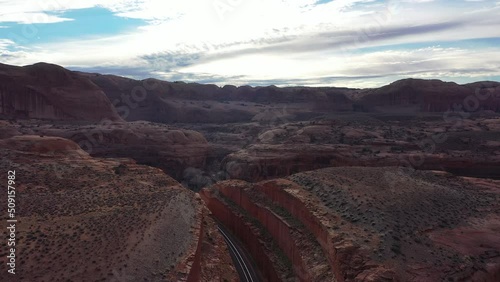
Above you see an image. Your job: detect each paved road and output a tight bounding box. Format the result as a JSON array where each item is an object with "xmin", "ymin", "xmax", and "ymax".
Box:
[{"xmin": 217, "ymin": 224, "xmax": 262, "ymax": 282}]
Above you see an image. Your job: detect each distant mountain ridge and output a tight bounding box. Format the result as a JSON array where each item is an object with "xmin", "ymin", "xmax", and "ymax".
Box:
[
  {"xmin": 1, "ymin": 62, "xmax": 499, "ymax": 122},
  {"xmin": 352, "ymin": 78, "xmax": 500, "ymax": 113}
]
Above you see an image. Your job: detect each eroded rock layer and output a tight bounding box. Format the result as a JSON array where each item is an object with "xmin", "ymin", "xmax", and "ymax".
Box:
[
  {"xmin": 0, "ymin": 63, "xmax": 121, "ymax": 121},
  {"xmin": 205, "ymin": 167, "xmax": 500, "ymax": 281},
  {"xmin": 222, "ymin": 117, "xmax": 500, "ymax": 182},
  {"xmin": 3, "ymin": 120, "xmax": 210, "ymax": 181}
]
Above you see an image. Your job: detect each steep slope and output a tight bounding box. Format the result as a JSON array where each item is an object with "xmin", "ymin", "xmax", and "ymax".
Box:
[
  {"xmin": 0, "ymin": 63, "xmax": 122, "ymax": 121},
  {"xmin": 0, "ymin": 135, "xmax": 236, "ymax": 281}
]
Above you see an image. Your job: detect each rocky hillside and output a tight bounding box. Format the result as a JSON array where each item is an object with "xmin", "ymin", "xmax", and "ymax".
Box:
[
  {"xmin": 0, "ymin": 63, "xmax": 122, "ymax": 121},
  {"xmin": 202, "ymin": 167, "xmax": 500, "ymax": 281},
  {"xmin": 0, "ymin": 135, "xmax": 237, "ymax": 281}
]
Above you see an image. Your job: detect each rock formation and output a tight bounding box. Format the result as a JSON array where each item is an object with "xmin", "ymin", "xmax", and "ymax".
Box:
[
  {"xmin": 0, "ymin": 135, "xmax": 236, "ymax": 281},
  {"xmin": 222, "ymin": 117, "xmax": 500, "ymax": 182},
  {"xmin": 0, "ymin": 63, "xmax": 122, "ymax": 121},
  {"xmin": 8, "ymin": 120, "xmax": 210, "ymax": 181},
  {"xmin": 202, "ymin": 167, "xmax": 500, "ymax": 281}
]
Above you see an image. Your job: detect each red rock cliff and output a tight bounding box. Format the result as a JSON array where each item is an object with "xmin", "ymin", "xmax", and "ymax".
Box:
[{"xmin": 0, "ymin": 62, "xmax": 122, "ymax": 121}]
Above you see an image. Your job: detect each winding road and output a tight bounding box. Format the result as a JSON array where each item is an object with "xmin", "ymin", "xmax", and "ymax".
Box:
[{"xmin": 217, "ymin": 224, "xmax": 262, "ymax": 282}]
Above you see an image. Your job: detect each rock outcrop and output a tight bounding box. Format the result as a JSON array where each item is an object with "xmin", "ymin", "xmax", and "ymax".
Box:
[
  {"xmin": 205, "ymin": 180, "xmax": 335, "ymax": 281},
  {"xmin": 0, "ymin": 63, "xmax": 122, "ymax": 121},
  {"xmin": 200, "ymin": 184, "xmax": 292, "ymax": 281}
]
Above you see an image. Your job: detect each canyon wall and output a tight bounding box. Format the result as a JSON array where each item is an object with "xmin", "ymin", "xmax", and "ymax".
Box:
[
  {"xmin": 216, "ymin": 182, "xmax": 325, "ymax": 281},
  {"xmin": 205, "ymin": 168, "xmax": 500, "ymax": 281},
  {"xmin": 200, "ymin": 188, "xmax": 284, "ymax": 282},
  {"xmin": 0, "ymin": 63, "xmax": 122, "ymax": 121},
  {"xmin": 19, "ymin": 121, "xmax": 211, "ymax": 181}
]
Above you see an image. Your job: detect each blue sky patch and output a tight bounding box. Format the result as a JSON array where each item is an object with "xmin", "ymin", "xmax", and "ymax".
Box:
[
  {"xmin": 0, "ymin": 7, "xmax": 145, "ymax": 46},
  {"xmin": 315, "ymin": 0, "xmax": 333, "ymax": 5}
]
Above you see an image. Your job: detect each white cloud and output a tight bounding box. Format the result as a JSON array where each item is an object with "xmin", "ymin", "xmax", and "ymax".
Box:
[
  {"xmin": 0, "ymin": 0, "xmax": 499, "ymax": 87},
  {"xmin": 0, "ymin": 0, "xmax": 136, "ymax": 24},
  {"xmin": 176, "ymin": 45, "xmax": 500, "ymax": 86},
  {"xmin": 0, "ymin": 12, "xmax": 73, "ymax": 24},
  {"xmin": 0, "ymin": 38, "xmax": 15, "ymax": 48}
]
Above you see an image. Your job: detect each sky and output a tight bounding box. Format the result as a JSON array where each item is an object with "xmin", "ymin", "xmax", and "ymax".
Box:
[{"xmin": 0, "ymin": 0, "xmax": 499, "ymax": 88}]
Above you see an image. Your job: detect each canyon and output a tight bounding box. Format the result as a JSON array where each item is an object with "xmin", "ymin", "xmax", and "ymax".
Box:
[{"xmin": 0, "ymin": 62, "xmax": 499, "ymax": 281}]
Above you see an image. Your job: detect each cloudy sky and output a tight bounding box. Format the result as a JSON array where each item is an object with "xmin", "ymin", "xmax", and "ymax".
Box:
[{"xmin": 0, "ymin": 0, "xmax": 499, "ymax": 87}]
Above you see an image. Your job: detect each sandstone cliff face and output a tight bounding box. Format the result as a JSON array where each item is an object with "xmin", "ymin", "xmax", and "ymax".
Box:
[
  {"xmin": 200, "ymin": 186, "xmax": 286, "ymax": 282},
  {"xmin": 170, "ymin": 204, "xmax": 238, "ymax": 282},
  {"xmin": 212, "ymin": 180, "xmax": 335, "ymax": 281},
  {"xmin": 256, "ymin": 178, "xmax": 397, "ymax": 282},
  {"xmin": 86, "ymin": 73, "xmax": 354, "ymax": 104},
  {"xmin": 0, "ymin": 63, "xmax": 122, "ymax": 121}
]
